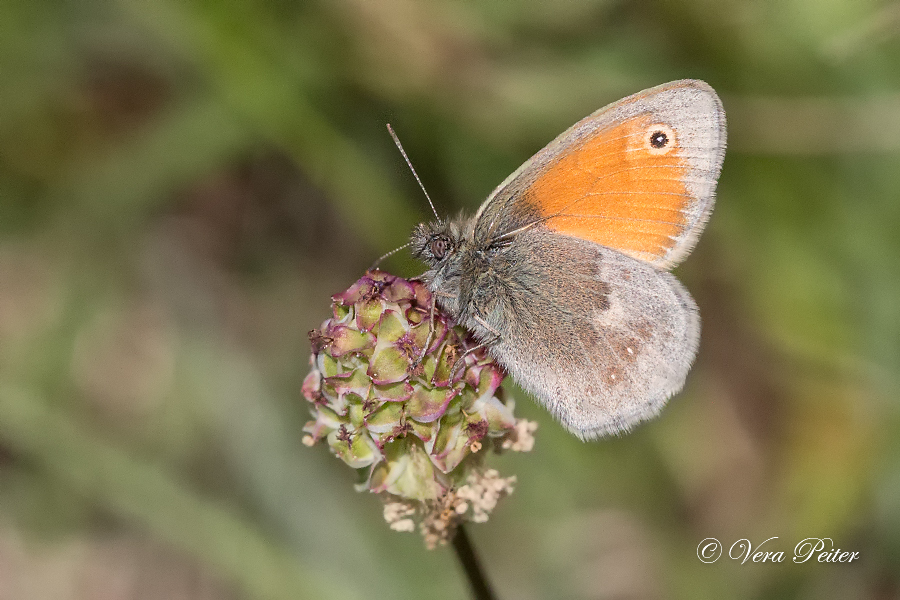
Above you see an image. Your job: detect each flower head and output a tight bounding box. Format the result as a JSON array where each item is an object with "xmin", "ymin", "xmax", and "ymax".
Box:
[{"xmin": 303, "ymin": 270, "xmax": 536, "ymax": 546}]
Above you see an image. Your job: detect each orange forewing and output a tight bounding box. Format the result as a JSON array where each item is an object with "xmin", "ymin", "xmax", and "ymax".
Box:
[{"xmin": 523, "ymin": 114, "xmax": 690, "ymax": 263}]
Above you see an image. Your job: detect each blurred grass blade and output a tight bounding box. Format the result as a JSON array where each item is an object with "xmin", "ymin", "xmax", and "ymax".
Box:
[
  {"xmin": 114, "ymin": 0, "xmax": 417, "ymax": 250},
  {"xmin": 0, "ymin": 385, "xmax": 361, "ymax": 600}
]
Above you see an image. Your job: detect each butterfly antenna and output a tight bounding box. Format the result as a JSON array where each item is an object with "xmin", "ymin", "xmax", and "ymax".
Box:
[
  {"xmin": 369, "ymin": 242, "xmax": 411, "ymax": 271},
  {"xmin": 387, "ymin": 124, "xmax": 440, "ymax": 220}
]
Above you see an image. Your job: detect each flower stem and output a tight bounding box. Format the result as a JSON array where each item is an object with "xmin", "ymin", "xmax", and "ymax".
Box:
[{"xmin": 452, "ymin": 525, "xmax": 497, "ymax": 600}]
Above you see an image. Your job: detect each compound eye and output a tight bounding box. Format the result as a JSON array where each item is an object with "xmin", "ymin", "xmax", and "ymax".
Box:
[{"xmin": 429, "ymin": 236, "xmax": 450, "ymax": 260}]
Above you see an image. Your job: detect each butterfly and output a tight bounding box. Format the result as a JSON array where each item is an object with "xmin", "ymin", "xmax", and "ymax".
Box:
[{"xmin": 408, "ymin": 80, "xmax": 726, "ymax": 440}]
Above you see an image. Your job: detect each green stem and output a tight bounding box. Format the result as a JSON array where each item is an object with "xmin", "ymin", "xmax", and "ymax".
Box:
[{"xmin": 452, "ymin": 524, "xmax": 498, "ymax": 600}]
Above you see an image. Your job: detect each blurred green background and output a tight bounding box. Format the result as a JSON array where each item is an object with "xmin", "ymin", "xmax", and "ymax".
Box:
[{"xmin": 1, "ymin": 0, "xmax": 899, "ymax": 598}]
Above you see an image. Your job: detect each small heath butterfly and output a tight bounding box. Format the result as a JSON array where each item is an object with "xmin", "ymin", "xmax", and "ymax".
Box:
[{"xmin": 409, "ymin": 80, "xmax": 726, "ymax": 440}]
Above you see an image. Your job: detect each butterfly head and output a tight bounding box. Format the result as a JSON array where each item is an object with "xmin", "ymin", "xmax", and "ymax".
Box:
[
  {"xmin": 410, "ymin": 218, "xmax": 474, "ymax": 317},
  {"xmin": 410, "ymin": 219, "xmax": 465, "ymax": 268}
]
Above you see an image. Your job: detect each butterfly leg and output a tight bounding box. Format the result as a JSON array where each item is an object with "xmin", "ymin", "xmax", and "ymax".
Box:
[
  {"xmin": 432, "ymin": 289, "xmax": 457, "ymax": 299},
  {"xmin": 414, "ymin": 288, "xmax": 458, "ymax": 367},
  {"xmin": 449, "ymin": 313, "xmax": 501, "ymax": 379},
  {"xmin": 412, "ymin": 298, "xmax": 439, "ymax": 368}
]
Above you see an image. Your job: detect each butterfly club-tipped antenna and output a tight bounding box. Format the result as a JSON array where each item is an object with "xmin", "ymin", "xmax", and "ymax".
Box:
[
  {"xmin": 371, "ymin": 124, "xmax": 439, "ymax": 271},
  {"xmin": 369, "ymin": 241, "xmax": 411, "ymax": 271},
  {"xmin": 387, "ymin": 124, "xmax": 440, "ymax": 221}
]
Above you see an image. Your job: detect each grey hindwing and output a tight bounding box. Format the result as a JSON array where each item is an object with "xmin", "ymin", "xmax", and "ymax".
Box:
[{"xmin": 472, "ymin": 228, "xmax": 699, "ymax": 440}]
